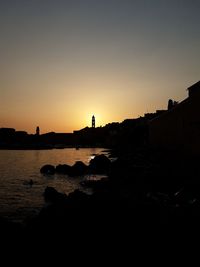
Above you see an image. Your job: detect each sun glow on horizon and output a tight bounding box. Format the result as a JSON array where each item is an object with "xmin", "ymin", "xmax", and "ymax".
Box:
[{"xmin": 0, "ymin": 1, "xmax": 199, "ymax": 134}]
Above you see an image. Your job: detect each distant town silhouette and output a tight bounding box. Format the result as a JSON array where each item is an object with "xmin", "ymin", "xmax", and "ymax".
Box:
[{"xmin": 1, "ymin": 81, "xmax": 200, "ymax": 155}]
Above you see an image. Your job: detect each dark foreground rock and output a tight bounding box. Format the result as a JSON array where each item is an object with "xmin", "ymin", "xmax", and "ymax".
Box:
[
  {"xmin": 3, "ymin": 148, "xmax": 200, "ymax": 252},
  {"xmin": 43, "ymin": 186, "xmax": 67, "ymax": 203},
  {"xmin": 32, "ymin": 146, "xmax": 200, "ymax": 234},
  {"xmin": 40, "ymin": 164, "xmax": 55, "ymax": 175},
  {"xmin": 40, "ymin": 154, "xmax": 111, "ymax": 176},
  {"xmin": 55, "ymin": 164, "xmax": 72, "ymax": 174},
  {"xmin": 89, "ymin": 154, "xmax": 111, "ymax": 174}
]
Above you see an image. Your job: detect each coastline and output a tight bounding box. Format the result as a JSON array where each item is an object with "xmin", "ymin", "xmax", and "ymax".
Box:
[{"xmin": 2, "ymin": 146, "xmax": 200, "ymax": 240}]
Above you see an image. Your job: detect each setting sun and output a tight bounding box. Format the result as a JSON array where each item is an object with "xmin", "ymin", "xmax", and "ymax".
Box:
[{"xmin": 0, "ymin": 0, "xmax": 199, "ymax": 134}]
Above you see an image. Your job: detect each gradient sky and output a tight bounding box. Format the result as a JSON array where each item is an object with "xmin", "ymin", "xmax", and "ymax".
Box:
[{"xmin": 0, "ymin": 0, "xmax": 200, "ymax": 133}]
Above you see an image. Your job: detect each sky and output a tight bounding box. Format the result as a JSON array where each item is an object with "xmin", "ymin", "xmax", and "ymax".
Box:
[{"xmin": 0, "ymin": 0, "xmax": 199, "ymax": 133}]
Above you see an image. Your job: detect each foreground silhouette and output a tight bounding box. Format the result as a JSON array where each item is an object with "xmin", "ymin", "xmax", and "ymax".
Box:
[
  {"xmin": 1, "ymin": 81, "xmax": 200, "ymax": 256},
  {"xmin": 2, "ymin": 149, "xmax": 200, "ymax": 238}
]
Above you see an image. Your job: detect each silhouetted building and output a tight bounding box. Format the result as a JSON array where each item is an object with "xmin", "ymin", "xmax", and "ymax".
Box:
[
  {"xmin": 149, "ymin": 81, "xmax": 200, "ymax": 155},
  {"xmin": 16, "ymin": 131, "xmax": 27, "ymax": 137},
  {"xmin": 36, "ymin": 126, "xmax": 40, "ymax": 136},
  {"xmin": 92, "ymin": 115, "xmax": 95, "ymax": 128},
  {"xmin": 0, "ymin": 128, "xmax": 15, "ymax": 135},
  {"xmin": 145, "ymin": 110, "xmax": 166, "ymax": 120},
  {"xmin": 168, "ymin": 99, "xmax": 178, "ymax": 110},
  {"xmin": 168, "ymin": 99, "xmax": 174, "ymax": 110}
]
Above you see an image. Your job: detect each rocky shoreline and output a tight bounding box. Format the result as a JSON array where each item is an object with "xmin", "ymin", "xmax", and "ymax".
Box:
[{"xmin": 1, "ymin": 147, "xmax": 200, "ymax": 246}]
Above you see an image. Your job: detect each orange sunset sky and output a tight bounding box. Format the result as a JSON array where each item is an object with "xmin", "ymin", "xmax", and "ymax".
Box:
[{"xmin": 0, "ymin": 0, "xmax": 199, "ymax": 133}]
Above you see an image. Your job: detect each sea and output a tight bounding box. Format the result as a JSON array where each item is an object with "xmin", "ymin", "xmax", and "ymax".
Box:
[{"xmin": 0, "ymin": 148, "xmax": 110, "ymax": 223}]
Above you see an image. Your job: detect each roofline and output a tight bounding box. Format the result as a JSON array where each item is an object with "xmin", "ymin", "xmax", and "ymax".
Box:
[
  {"xmin": 187, "ymin": 81, "xmax": 200, "ymax": 90},
  {"xmin": 149, "ymin": 97, "xmax": 190, "ymax": 122}
]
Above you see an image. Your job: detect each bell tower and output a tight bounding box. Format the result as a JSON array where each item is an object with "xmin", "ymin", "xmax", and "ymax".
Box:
[
  {"xmin": 36, "ymin": 126, "xmax": 40, "ymax": 136},
  {"xmin": 92, "ymin": 115, "xmax": 95, "ymax": 128}
]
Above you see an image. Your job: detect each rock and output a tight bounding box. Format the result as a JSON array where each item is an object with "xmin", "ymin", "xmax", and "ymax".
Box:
[
  {"xmin": 89, "ymin": 154, "xmax": 111, "ymax": 174},
  {"xmin": 55, "ymin": 164, "xmax": 72, "ymax": 175},
  {"xmin": 55, "ymin": 162, "xmax": 88, "ymax": 176},
  {"xmin": 70, "ymin": 161, "xmax": 88, "ymax": 176},
  {"xmin": 80, "ymin": 177, "xmax": 109, "ymax": 190},
  {"xmin": 68, "ymin": 189, "xmax": 89, "ymax": 201},
  {"xmin": 40, "ymin": 164, "xmax": 55, "ymax": 175},
  {"xmin": 43, "ymin": 186, "xmax": 66, "ymax": 203}
]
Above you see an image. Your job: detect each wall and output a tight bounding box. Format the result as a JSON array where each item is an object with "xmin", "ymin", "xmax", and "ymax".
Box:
[{"xmin": 149, "ymin": 91, "xmax": 200, "ymax": 155}]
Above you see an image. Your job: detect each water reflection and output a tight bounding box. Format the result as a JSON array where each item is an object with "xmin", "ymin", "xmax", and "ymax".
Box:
[{"xmin": 0, "ymin": 148, "xmax": 109, "ymax": 222}]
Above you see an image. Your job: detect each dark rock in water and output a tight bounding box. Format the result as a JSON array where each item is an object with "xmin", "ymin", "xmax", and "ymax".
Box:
[
  {"xmin": 89, "ymin": 154, "xmax": 111, "ymax": 174},
  {"xmin": 70, "ymin": 161, "xmax": 88, "ymax": 176},
  {"xmin": 55, "ymin": 162, "xmax": 88, "ymax": 176},
  {"xmin": 80, "ymin": 177, "xmax": 109, "ymax": 190},
  {"xmin": 40, "ymin": 164, "xmax": 55, "ymax": 175},
  {"xmin": 65, "ymin": 189, "xmax": 92, "ymax": 210},
  {"xmin": 68, "ymin": 189, "xmax": 89, "ymax": 201},
  {"xmin": 55, "ymin": 164, "xmax": 72, "ymax": 175},
  {"xmin": 43, "ymin": 186, "xmax": 67, "ymax": 203}
]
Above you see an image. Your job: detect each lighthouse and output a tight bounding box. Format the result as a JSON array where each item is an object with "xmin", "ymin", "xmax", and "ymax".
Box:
[{"xmin": 92, "ymin": 115, "xmax": 95, "ymax": 128}]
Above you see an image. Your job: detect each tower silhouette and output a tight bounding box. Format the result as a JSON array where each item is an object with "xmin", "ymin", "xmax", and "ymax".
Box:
[
  {"xmin": 92, "ymin": 115, "xmax": 95, "ymax": 128},
  {"xmin": 36, "ymin": 126, "xmax": 40, "ymax": 136}
]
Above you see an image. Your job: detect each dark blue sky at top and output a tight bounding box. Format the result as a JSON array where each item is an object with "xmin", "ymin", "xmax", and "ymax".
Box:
[
  {"xmin": 0, "ymin": 0, "xmax": 199, "ymax": 66},
  {"xmin": 1, "ymin": 0, "xmax": 199, "ymax": 41}
]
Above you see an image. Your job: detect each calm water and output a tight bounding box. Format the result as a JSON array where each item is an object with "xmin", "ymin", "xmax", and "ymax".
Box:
[{"xmin": 0, "ymin": 148, "xmax": 109, "ymax": 223}]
